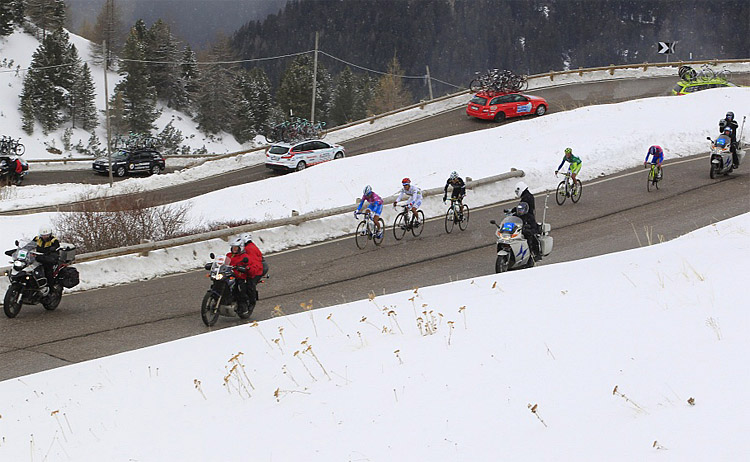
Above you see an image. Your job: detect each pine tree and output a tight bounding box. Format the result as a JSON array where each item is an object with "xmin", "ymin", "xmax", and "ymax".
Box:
[
  {"xmin": 194, "ymin": 36, "xmax": 239, "ymax": 134},
  {"xmin": 181, "ymin": 45, "xmax": 200, "ymax": 110},
  {"xmin": 0, "ymin": 1, "xmax": 14, "ymax": 36},
  {"xmin": 146, "ymin": 20, "xmax": 189, "ymax": 111},
  {"xmin": 115, "ymin": 20, "xmax": 160, "ymax": 134},
  {"xmin": 331, "ymin": 66, "xmax": 357, "ymax": 125},
  {"xmin": 353, "ymin": 74, "xmax": 377, "ymax": 120},
  {"xmin": 26, "ymin": 0, "xmax": 65, "ymax": 38},
  {"xmin": 107, "ymin": 90, "xmax": 126, "ymax": 137},
  {"xmin": 70, "ymin": 63, "xmax": 99, "ymax": 131},
  {"xmin": 11, "ymin": 0, "xmax": 24, "ymax": 26},
  {"xmin": 18, "ymin": 28, "xmax": 77, "ymax": 133},
  {"xmin": 277, "ymin": 54, "xmax": 332, "ymax": 123},
  {"xmin": 89, "ymin": 0, "xmax": 124, "ymax": 70},
  {"xmin": 371, "ymin": 54, "xmax": 412, "ymax": 114}
]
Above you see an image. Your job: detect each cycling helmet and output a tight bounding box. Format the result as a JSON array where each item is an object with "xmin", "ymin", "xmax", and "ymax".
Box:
[
  {"xmin": 363, "ymin": 185, "xmax": 372, "ymax": 196},
  {"xmin": 648, "ymin": 145, "xmax": 662, "ymax": 156},
  {"xmin": 402, "ymin": 177, "xmax": 411, "ymax": 186},
  {"xmin": 514, "ymin": 181, "xmax": 528, "ymax": 198},
  {"xmin": 449, "ymin": 171, "xmax": 458, "ymax": 180},
  {"xmin": 240, "ymin": 232, "xmax": 252, "ymax": 243},
  {"xmin": 516, "ymin": 202, "xmax": 529, "ymax": 216},
  {"xmin": 230, "ymin": 237, "xmax": 244, "ymax": 254},
  {"xmin": 564, "ymin": 147, "xmax": 573, "ymax": 155},
  {"xmin": 726, "ymin": 111, "xmax": 734, "ymax": 121}
]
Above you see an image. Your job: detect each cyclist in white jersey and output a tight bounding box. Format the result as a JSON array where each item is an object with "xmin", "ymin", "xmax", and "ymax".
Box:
[{"xmin": 393, "ymin": 177, "xmax": 423, "ymax": 225}]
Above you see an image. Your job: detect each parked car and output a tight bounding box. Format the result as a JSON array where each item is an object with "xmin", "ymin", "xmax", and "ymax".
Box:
[
  {"xmin": 92, "ymin": 149, "xmax": 165, "ymax": 177},
  {"xmin": 671, "ymin": 78, "xmax": 738, "ymax": 95},
  {"xmin": 265, "ymin": 139, "xmax": 345, "ymax": 172},
  {"xmin": 466, "ymin": 91, "xmax": 548, "ymax": 121}
]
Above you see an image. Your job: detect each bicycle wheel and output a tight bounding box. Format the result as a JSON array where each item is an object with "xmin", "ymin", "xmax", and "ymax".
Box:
[
  {"xmin": 647, "ymin": 168, "xmax": 654, "ymax": 192},
  {"xmin": 411, "ymin": 210, "xmax": 425, "ymax": 237},
  {"xmin": 373, "ymin": 218, "xmax": 385, "ymax": 246},
  {"xmin": 571, "ymin": 180, "xmax": 583, "ymax": 203},
  {"xmin": 555, "ymin": 181, "xmax": 567, "ymax": 205},
  {"xmin": 458, "ymin": 204, "xmax": 470, "ymax": 231},
  {"xmin": 355, "ymin": 221, "xmax": 368, "ymax": 249},
  {"xmin": 444, "ymin": 207, "xmax": 455, "ymax": 234},
  {"xmin": 470, "ymin": 78, "xmax": 483, "ymax": 92},
  {"xmin": 393, "ymin": 213, "xmax": 407, "ymax": 240},
  {"xmin": 654, "ymin": 168, "xmax": 661, "ymax": 190},
  {"xmin": 15, "ymin": 143, "xmax": 25, "ymax": 155}
]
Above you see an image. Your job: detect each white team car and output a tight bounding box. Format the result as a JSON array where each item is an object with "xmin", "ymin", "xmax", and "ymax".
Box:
[{"xmin": 265, "ymin": 139, "xmax": 346, "ymax": 172}]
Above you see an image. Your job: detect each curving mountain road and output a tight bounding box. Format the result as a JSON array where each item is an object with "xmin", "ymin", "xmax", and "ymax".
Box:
[{"xmin": 1, "ymin": 153, "xmax": 748, "ymax": 380}]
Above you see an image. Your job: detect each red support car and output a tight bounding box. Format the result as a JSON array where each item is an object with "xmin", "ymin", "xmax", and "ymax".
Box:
[{"xmin": 466, "ymin": 91, "xmax": 548, "ymax": 122}]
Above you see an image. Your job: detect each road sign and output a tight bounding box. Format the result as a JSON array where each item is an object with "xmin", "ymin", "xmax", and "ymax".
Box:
[{"xmin": 658, "ymin": 42, "xmax": 676, "ymax": 54}]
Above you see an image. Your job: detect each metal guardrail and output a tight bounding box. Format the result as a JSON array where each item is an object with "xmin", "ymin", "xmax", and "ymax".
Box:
[
  {"xmin": 26, "ymin": 153, "xmax": 221, "ymax": 164},
  {"xmin": 61, "ymin": 169, "xmax": 525, "ymax": 264}
]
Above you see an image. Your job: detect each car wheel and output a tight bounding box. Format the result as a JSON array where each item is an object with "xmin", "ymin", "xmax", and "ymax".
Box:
[
  {"xmin": 295, "ymin": 161, "xmax": 306, "ymax": 172},
  {"xmin": 334, "ymin": 151, "xmax": 344, "ymax": 160},
  {"xmin": 115, "ymin": 166, "xmax": 126, "ymax": 177},
  {"xmin": 493, "ymin": 112, "xmax": 506, "ymax": 122},
  {"xmin": 535, "ymin": 105, "xmax": 547, "ymax": 116},
  {"xmin": 150, "ymin": 165, "xmax": 162, "ymax": 175}
]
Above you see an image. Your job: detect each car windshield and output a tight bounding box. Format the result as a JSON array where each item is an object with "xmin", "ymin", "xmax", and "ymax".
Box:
[
  {"xmin": 113, "ymin": 151, "xmax": 129, "ymax": 159},
  {"xmin": 269, "ymin": 146, "xmax": 290, "ymax": 154},
  {"xmin": 470, "ymin": 96, "xmax": 488, "ymax": 105}
]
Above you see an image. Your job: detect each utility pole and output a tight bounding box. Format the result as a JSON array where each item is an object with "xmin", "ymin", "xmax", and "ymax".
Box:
[
  {"xmin": 425, "ymin": 65, "xmax": 434, "ymax": 100},
  {"xmin": 103, "ymin": 40, "xmax": 113, "ymax": 187},
  {"xmin": 311, "ymin": 31, "xmax": 319, "ymax": 124}
]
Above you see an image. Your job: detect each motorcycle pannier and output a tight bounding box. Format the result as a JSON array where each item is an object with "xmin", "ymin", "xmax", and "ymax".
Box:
[
  {"xmin": 539, "ymin": 235, "xmax": 553, "ymax": 256},
  {"xmin": 59, "ymin": 243, "xmax": 76, "ymax": 263},
  {"xmin": 59, "ymin": 266, "xmax": 80, "ymax": 289}
]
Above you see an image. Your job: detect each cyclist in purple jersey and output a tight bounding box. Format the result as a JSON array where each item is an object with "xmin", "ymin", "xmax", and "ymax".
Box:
[
  {"xmin": 355, "ymin": 185, "xmax": 384, "ymax": 238},
  {"xmin": 644, "ymin": 145, "xmax": 664, "ymax": 179}
]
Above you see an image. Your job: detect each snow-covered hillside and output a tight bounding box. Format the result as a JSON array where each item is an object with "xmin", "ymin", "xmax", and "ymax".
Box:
[
  {"xmin": 0, "ymin": 211, "xmax": 747, "ymax": 461},
  {"xmin": 0, "ymin": 27, "xmax": 243, "ymax": 160}
]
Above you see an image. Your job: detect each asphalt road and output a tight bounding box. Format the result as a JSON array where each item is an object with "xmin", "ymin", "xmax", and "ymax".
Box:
[{"xmin": 1, "ymin": 153, "xmax": 748, "ymax": 380}]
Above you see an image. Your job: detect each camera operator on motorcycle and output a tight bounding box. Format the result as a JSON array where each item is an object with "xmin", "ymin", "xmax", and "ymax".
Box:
[
  {"xmin": 506, "ymin": 201, "xmax": 542, "ymax": 262},
  {"xmin": 719, "ymin": 111, "xmax": 740, "ymax": 168},
  {"xmin": 240, "ymin": 232, "xmax": 265, "ymax": 297},
  {"xmin": 34, "ymin": 226, "xmax": 60, "ymax": 284},
  {"xmin": 226, "ymin": 238, "xmax": 252, "ymax": 316},
  {"xmin": 513, "ymin": 181, "xmax": 535, "ymax": 216}
]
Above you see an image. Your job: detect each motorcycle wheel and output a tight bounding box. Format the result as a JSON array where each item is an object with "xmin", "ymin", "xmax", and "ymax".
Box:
[
  {"xmin": 201, "ymin": 292, "xmax": 221, "ymax": 326},
  {"xmin": 710, "ymin": 163, "xmax": 717, "ymax": 179},
  {"xmin": 495, "ymin": 255, "xmax": 509, "ymax": 273},
  {"xmin": 42, "ymin": 285, "xmax": 63, "ymax": 311},
  {"xmin": 3, "ymin": 285, "xmax": 22, "ymax": 318}
]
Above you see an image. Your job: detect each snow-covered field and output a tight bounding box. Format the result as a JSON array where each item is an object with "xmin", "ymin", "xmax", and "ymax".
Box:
[{"xmin": 0, "ymin": 211, "xmax": 747, "ymax": 461}]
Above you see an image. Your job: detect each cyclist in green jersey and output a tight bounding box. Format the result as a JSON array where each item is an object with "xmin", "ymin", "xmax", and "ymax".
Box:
[{"xmin": 555, "ymin": 147, "xmax": 582, "ymax": 183}]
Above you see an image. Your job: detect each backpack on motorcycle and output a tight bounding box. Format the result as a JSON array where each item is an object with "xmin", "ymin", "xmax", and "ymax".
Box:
[{"xmin": 58, "ymin": 266, "xmax": 80, "ymax": 288}]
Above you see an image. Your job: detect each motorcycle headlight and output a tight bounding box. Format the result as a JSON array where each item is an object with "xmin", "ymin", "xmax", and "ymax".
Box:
[
  {"xmin": 13, "ymin": 261, "xmax": 25, "ymax": 269},
  {"xmin": 215, "ymin": 273, "xmax": 224, "ymax": 280}
]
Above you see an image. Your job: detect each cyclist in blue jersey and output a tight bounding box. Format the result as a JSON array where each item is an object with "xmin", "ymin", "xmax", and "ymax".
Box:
[
  {"xmin": 355, "ymin": 185, "xmax": 384, "ymax": 238},
  {"xmin": 643, "ymin": 145, "xmax": 664, "ymax": 179}
]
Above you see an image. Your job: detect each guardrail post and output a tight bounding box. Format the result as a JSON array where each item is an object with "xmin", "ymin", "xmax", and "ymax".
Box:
[
  {"xmin": 643, "ymin": 62, "xmax": 649, "ymax": 71},
  {"xmin": 549, "ymin": 71, "xmax": 554, "ymax": 81},
  {"xmin": 578, "ymin": 67, "xmax": 584, "ymax": 77},
  {"xmin": 609, "ymin": 65, "xmax": 615, "ymax": 75}
]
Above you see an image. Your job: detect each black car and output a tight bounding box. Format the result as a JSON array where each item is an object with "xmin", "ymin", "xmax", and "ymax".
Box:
[{"xmin": 92, "ymin": 149, "xmax": 166, "ymax": 177}]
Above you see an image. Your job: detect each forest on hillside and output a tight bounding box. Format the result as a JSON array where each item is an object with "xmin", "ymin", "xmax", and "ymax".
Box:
[{"xmin": 232, "ymin": 0, "xmax": 750, "ymax": 100}]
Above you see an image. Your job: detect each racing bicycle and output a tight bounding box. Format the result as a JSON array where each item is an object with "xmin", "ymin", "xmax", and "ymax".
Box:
[
  {"xmin": 444, "ymin": 198, "xmax": 470, "ymax": 233},
  {"xmin": 555, "ymin": 170, "xmax": 582, "ymax": 205},
  {"xmin": 355, "ymin": 210, "xmax": 385, "ymax": 249},
  {"xmin": 646, "ymin": 163, "xmax": 663, "ymax": 192},
  {"xmin": 393, "ymin": 204, "xmax": 425, "ymax": 240}
]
